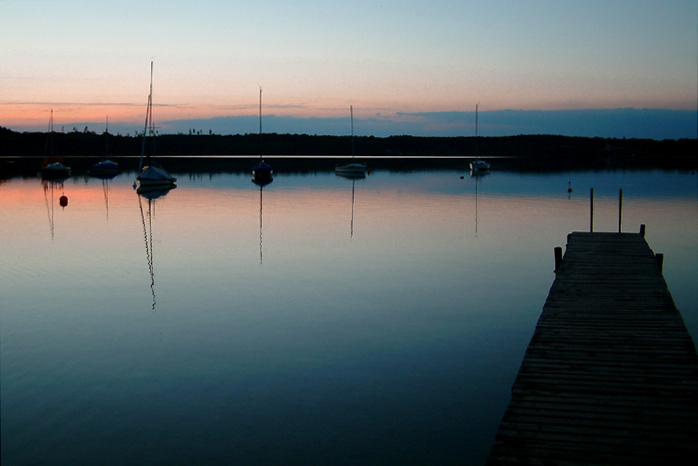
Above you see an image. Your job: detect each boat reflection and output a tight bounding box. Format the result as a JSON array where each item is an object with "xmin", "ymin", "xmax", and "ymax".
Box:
[
  {"xmin": 91, "ymin": 172, "xmax": 118, "ymax": 220},
  {"xmin": 137, "ymin": 185, "xmax": 175, "ymax": 310},
  {"xmin": 42, "ymin": 178, "xmax": 69, "ymax": 239},
  {"xmin": 336, "ymin": 171, "xmax": 365, "ymax": 239}
]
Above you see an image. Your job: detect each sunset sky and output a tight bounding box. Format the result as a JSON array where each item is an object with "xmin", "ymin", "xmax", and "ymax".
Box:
[{"xmin": 1, "ymin": 0, "xmax": 696, "ymax": 138}]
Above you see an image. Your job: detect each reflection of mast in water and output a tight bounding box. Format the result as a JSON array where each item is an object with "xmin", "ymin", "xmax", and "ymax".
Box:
[
  {"xmin": 470, "ymin": 170, "xmax": 487, "ymax": 237},
  {"xmin": 253, "ymin": 177, "xmax": 272, "ymax": 264},
  {"xmin": 96, "ymin": 174, "xmax": 117, "ymax": 220},
  {"xmin": 137, "ymin": 187, "xmax": 173, "ymax": 310},
  {"xmin": 337, "ymin": 172, "xmax": 365, "ymax": 239},
  {"xmin": 350, "ymin": 177, "xmax": 356, "ymax": 238},
  {"xmin": 138, "ymin": 192, "xmax": 156, "ymax": 309},
  {"xmin": 42, "ymin": 179, "xmax": 68, "ymax": 239}
]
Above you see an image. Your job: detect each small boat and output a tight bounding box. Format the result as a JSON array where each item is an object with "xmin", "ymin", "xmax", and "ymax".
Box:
[
  {"xmin": 470, "ymin": 159, "xmax": 490, "ymax": 172},
  {"xmin": 468, "ymin": 104, "xmax": 490, "ymax": 173},
  {"xmin": 41, "ymin": 110, "xmax": 71, "ymax": 179},
  {"xmin": 136, "ymin": 62, "xmax": 176, "ymax": 189},
  {"xmin": 252, "ymin": 161, "xmax": 273, "ymax": 185},
  {"xmin": 336, "ymin": 106, "xmax": 366, "ymax": 176},
  {"xmin": 138, "ymin": 165, "xmax": 177, "ymax": 187},
  {"xmin": 41, "ymin": 161, "xmax": 71, "ymax": 179},
  {"xmin": 252, "ymin": 87, "xmax": 273, "ymax": 183},
  {"xmin": 90, "ymin": 159, "xmax": 120, "ymax": 175}
]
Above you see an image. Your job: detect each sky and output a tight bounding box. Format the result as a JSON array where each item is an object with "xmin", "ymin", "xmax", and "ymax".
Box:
[{"xmin": 1, "ymin": 0, "xmax": 696, "ymax": 139}]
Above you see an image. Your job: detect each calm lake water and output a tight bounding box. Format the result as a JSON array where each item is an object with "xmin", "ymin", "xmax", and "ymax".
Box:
[{"xmin": 2, "ymin": 161, "xmax": 697, "ymax": 466}]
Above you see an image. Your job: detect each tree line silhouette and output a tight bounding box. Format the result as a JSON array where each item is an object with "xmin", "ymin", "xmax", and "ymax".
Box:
[{"xmin": 1, "ymin": 126, "xmax": 695, "ymax": 172}]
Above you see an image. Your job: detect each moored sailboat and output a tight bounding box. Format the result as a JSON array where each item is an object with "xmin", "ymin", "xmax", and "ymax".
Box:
[
  {"xmin": 469, "ymin": 103, "xmax": 490, "ymax": 173},
  {"xmin": 335, "ymin": 106, "xmax": 366, "ymax": 177},
  {"xmin": 41, "ymin": 110, "xmax": 71, "ymax": 179},
  {"xmin": 136, "ymin": 62, "xmax": 176, "ymax": 191},
  {"xmin": 90, "ymin": 117, "xmax": 121, "ymax": 176},
  {"xmin": 252, "ymin": 87, "xmax": 273, "ymax": 184}
]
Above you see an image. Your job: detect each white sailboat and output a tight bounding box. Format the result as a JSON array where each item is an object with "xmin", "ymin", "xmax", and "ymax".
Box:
[
  {"xmin": 137, "ymin": 62, "xmax": 176, "ymax": 191},
  {"xmin": 252, "ymin": 87, "xmax": 273, "ymax": 184},
  {"xmin": 469, "ymin": 103, "xmax": 490, "ymax": 173},
  {"xmin": 335, "ymin": 106, "xmax": 366, "ymax": 177}
]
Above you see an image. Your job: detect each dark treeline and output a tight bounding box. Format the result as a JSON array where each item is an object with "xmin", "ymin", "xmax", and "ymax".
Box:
[{"xmin": 1, "ymin": 126, "xmax": 696, "ymax": 172}]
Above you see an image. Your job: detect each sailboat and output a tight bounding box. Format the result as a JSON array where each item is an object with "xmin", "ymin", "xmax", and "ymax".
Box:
[
  {"xmin": 469, "ymin": 104, "xmax": 490, "ymax": 173},
  {"xmin": 137, "ymin": 62, "xmax": 176, "ymax": 191},
  {"xmin": 90, "ymin": 117, "xmax": 120, "ymax": 176},
  {"xmin": 41, "ymin": 110, "xmax": 71, "ymax": 179},
  {"xmin": 252, "ymin": 87, "xmax": 273, "ymax": 183},
  {"xmin": 335, "ymin": 106, "xmax": 366, "ymax": 176}
]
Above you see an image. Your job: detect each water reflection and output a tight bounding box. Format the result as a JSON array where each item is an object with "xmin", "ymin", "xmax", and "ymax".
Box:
[
  {"xmin": 470, "ymin": 169, "xmax": 488, "ymax": 237},
  {"xmin": 253, "ymin": 177, "xmax": 273, "ymax": 263},
  {"xmin": 336, "ymin": 171, "xmax": 366, "ymax": 239},
  {"xmin": 92, "ymin": 172, "xmax": 118, "ymax": 220},
  {"xmin": 1, "ymin": 168, "xmax": 696, "ymax": 466},
  {"xmin": 137, "ymin": 186, "xmax": 174, "ymax": 310},
  {"xmin": 42, "ymin": 178, "xmax": 68, "ymax": 239}
]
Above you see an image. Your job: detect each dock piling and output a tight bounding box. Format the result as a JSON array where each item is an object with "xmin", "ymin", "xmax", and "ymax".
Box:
[
  {"xmin": 589, "ymin": 188, "xmax": 594, "ymax": 232},
  {"xmin": 554, "ymin": 246, "xmax": 563, "ymax": 273},
  {"xmin": 618, "ymin": 188, "xmax": 623, "ymax": 232}
]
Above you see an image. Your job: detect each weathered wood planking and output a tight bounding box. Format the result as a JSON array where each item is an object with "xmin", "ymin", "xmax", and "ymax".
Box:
[{"xmin": 486, "ymin": 232, "xmax": 698, "ymax": 466}]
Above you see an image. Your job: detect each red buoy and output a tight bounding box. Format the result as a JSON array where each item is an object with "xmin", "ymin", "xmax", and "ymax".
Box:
[{"xmin": 59, "ymin": 195, "xmax": 68, "ymax": 207}]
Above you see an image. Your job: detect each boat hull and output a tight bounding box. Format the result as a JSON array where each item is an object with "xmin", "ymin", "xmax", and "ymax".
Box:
[
  {"xmin": 138, "ymin": 165, "xmax": 177, "ymax": 187},
  {"xmin": 252, "ymin": 162, "xmax": 273, "ymax": 183},
  {"xmin": 335, "ymin": 163, "xmax": 366, "ymax": 176},
  {"xmin": 41, "ymin": 162, "xmax": 71, "ymax": 179},
  {"xmin": 90, "ymin": 160, "xmax": 121, "ymax": 175},
  {"xmin": 470, "ymin": 160, "xmax": 490, "ymax": 172}
]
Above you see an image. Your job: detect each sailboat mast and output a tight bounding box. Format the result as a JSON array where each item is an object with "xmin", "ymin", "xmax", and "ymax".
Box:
[
  {"xmin": 350, "ymin": 105, "xmax": 354, "ymax": 158},
  {"xmin": 139, "ymin": 61, "xmax": 154, "ymax": 171},
  {"xmin": 475, "ymin": 103, "xmax": 479, "ymax": 158},
  {"xmin": 105, "ymin": 116, "xmax": 109, "ymax": 158},
  {"xmin": 45, "ymin": 109, "xmax": 54, "ymax": 158},
  {"xmin": 259, "ymin": 87, "xmax": 263, "ymax": 161}
]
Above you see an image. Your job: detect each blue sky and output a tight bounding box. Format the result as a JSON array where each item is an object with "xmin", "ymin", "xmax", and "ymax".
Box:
[{"xmin": 1, "ymin": 0, "xmax": 696, "ymax": 138}]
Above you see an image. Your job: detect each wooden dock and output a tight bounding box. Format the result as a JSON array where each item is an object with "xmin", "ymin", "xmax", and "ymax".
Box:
[{"xmin": 486, "ymin": 231, "xmax": 698, "ymax": 465}]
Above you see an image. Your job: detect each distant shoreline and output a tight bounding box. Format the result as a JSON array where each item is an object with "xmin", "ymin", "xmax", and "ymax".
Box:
[{"xmin": 1, "ymin": 127, "xmax": 695, "ymax": 174}]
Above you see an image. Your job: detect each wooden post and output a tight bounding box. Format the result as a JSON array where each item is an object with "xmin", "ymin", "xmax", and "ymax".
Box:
[
  {"xmin": 640, "ymin": 224, "xmax": 646, "ymax": 237},
  {"xmin": 618, "ymin": 189, "xmax": 623, "ymax": 233},
  {"xmin": 656, "ymin": 253, "xmax": 664, "ymax": 272},
  {"xmin": 590, "ymin": 188, "xmax": 594, "ymax": 232},
  {"xmin": 554, "ymin": 247, "xmax": 563, "ymax": 273}
]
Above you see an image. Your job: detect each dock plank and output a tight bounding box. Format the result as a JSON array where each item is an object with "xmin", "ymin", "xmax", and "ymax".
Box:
[{"xmin": 486, "ymin": 232, "xmax": 698, "ymax": 465}]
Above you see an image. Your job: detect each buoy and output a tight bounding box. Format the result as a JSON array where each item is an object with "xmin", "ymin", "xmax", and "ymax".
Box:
[
  {"xmin": 567, "ymin": 181, "xmax": 573, "ymax": 193},
  {"xmin": 59, "ymin": 195, "xmax": 68, "ymax": 207}
]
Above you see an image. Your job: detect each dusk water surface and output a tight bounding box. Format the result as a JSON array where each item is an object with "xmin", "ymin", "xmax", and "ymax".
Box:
[{"xmin": 2, "ymin": 165, "xmax": 697, "ymax": 465}]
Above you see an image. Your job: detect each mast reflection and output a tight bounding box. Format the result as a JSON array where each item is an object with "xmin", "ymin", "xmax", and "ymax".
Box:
[
  {"xmin": 42, "ymin": 178, "xmax": 69, "ymax": 239},
  {"xmin": 137, "ymin": 185, "xmax": 175, "ymax": 310},
  {"xmin": 470, "ymin": 169, "xmax": 488, "ymax": 237},
  {"xmin": 336, "ymin": 171, "xmax": 366, "ymax": 239},
  {"xmin": 253, "ymin": 177, "xmax": 273, "ymax": 264},
  {"xmin": 92, "ymin": 172, "xmax": 118, "ymax": 220}
]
